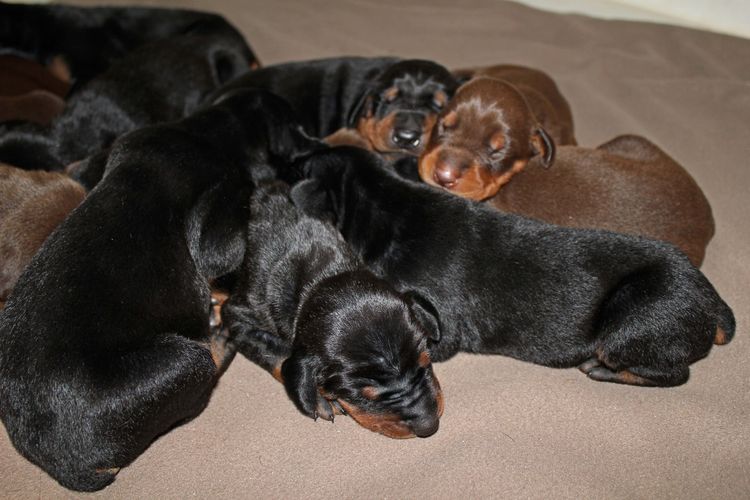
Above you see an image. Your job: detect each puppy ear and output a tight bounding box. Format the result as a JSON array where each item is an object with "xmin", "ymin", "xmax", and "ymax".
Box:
[
  {"xmin": 347, "ymin": 92, "xmax": 374, "ymax": 127},
  {"xmin": 281, "ymin": 352, "xmax": 323, "ymax": 419},
  {"xmin": 530, "ymin": 127, "xmax": 555, "ymax": 168},
  {"xmin": 290, "ymin": 179, "xmax": 335, "ymax": 223},
  {"xmin": 404, "ymin": 291, "xmax": 441, "ymax": 342}
]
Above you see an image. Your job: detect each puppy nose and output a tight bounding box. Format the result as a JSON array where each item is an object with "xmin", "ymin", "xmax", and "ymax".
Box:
[
  {"xmin": 411, "ymin": 415, "xmax": 440, "ymax": 438},
  {"xmin": 433, "ymin": 159, "xmax": 465, "ymax": 187},
  {"xmin": 392, "ymin": 127, "xmax": 422, "ymax": 149}
]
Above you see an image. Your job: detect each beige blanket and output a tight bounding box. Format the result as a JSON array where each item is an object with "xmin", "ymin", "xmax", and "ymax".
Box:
[{"xmin": 1, "ymin": 1, "xmax": 748, "ymax": 498}]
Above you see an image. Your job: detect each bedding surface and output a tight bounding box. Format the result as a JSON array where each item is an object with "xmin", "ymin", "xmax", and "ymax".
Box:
[{"xmin": 1, "ymin": 0, "xmax": 748, "ymax": 498}]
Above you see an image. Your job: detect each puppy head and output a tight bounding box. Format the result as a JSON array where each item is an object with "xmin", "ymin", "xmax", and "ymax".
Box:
[
  {"xmin": 350, "ymin": 60, "xmax": 458, "ymax": 156},
  {"xmin": 282, "ymin": 273, "xmax": 444, "ymax": 438},
  {"xmin": 419, "ymin": 77, "xmax": 555, "ymax": 200}
]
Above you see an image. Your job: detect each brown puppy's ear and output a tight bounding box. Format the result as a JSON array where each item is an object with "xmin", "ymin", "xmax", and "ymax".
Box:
[
  {"xmin": 531, "ymin": 127, "xmax": 556, "ymax": 168},
  {"xmin": 281, "ymin": 351, "xmax": 324, "ymax": 420},
  {"xmin": 404, "ymin": 291, "xmax": 441, "ymax": 342}
]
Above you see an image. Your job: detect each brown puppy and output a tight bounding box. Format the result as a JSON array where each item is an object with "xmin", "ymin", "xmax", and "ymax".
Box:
[
  {"xmin": 0, "ymin": 55, "xmax": 70, "ymax": 125},
  {"xmin": 419, "ymin": 77, "xmax": 559, "ymax": 200},
  {"xmin": 0, "ymin": 164, "xmax": 85, "ymax": 305},
  {"xmin": 489, "ymin": 135, "xmax": 714, "ymax": 266},
  {"xmin": 453, "ymin": 64, "xmax": 576, "ymax": 146}
]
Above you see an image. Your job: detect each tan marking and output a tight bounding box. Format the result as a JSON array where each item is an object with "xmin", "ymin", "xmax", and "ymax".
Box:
[
  {"xmin": 418, "ymin": 351, "xmax": 431, "ymax": 368},
  {"xmin": 489, "ymin": 131, "xmax": 506, "ymax": 152},
  {"xmin": 337, "ymin": 400, "xmax": 415, "ymax": 439},
  {"xmin": 361, "ymin": 386, "xmax": 379, "ymax": 400},
  {"xmin": 383, "ymin": 86, "xmax": 399, "ymax": 102},
  {"xmin": 95, "ymin": 467, "xmax": 120, "ymax": 475},
  {"xmin": 714, "ymin": 327, "xmax": 728, "ymax": 346},
  {"xmin": 616, "ymin": 370, "xmax": 656, "ymax": 386},
  {"xmin": 324, "ymin": 128, "xmax": 374, "ymax": 150},
  {"xmin": 356, "ymin": 112, "xmax": 398, "ymax": 154},
  {"xmin": 433, "ymin": 90, "xmax": 448, "ymax": 108},
  {"xmin": 271, "ymin": 364, "xmax": 284, "ymax": 383},
  {"xmin": 47, "ymin": 56, "xmax": 71, "ymax": 83}
]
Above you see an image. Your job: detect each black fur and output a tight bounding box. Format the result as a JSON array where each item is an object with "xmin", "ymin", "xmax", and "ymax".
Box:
[
  {"xmin": 287, "ymin": 146, "xmax": 736, "ymax": 386},
  {"xmin": 0, "ymin": 89, "xmax": 316, "ymax": 492},
  {"xmin": 0, "ymin": 15, "xmax": 255, "ymax": 172},
  {"xmin": 0, "ymin": 2, "xmax": 258, "ymax": 86},
  {"xmin": 222, "ymin": 180, "xmax": 443, "ymax": 438}
]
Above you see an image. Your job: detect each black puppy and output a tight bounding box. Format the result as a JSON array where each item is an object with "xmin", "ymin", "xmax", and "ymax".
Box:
[
  {"xmin": 288, "ymin": 147, "xmax": 735, "ymax": 386},
  {"xmin": 212, "ymin": 56, "xmax": 458, "ymax": 155},
  {"xmin": 0, "ymin": 89, "xmax": 315, "ymax": 492},
  {"xmin": 0, "ymin": 17, "xmax": 255, "ymax": 172},
  {"xmin": 221, "ymin": 180, "xmax": 443, "ymax": 439},
  {"xmin": 0, "ymin": 2, "xmax": 259, "ymax": 86}
]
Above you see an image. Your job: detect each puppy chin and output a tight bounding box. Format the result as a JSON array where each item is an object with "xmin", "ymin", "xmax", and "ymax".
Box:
[{"xmin": 337, "ymin": 400, "xmax": 417, "ymax": 439}]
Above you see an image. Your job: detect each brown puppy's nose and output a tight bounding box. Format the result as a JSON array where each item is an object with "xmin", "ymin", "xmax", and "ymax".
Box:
[{"xmin": 433, "ymin": 158, "xmax": 466, "ymax": 187}]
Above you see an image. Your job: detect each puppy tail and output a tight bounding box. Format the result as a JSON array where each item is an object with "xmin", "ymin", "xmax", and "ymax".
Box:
[{"xmin": 713, "ymin": 301, "xmax": 736, "ymax": 346}]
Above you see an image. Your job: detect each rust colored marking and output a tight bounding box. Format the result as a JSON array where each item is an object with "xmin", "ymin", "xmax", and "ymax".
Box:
[
  {"xmin": 433, "ymin": 90, "xmax": 448, "ymax": 108},
  {"xmin": 714, "ymin": 327, "xmax": 728, "ymax": 345},
  {"xmin": 361, "ymin": 386, "xmax": 379, "ymax": 400},
  {"xmin": 48, "ymin": 55, "xmax": 71, "ymax": 83},
  {"xmin": 337, "ymin": 400, "xmax": 415, "ymax": 439},
  {"xmin": 356, "ymin": 112, "xmax": 398, "ymax": 154},
  {"xmin": 383, "ymin": 86, "xmax": 399, "ymax": 102},
  {"xmin": 489, "ymin": 131, "xmax": 506, "ymax": 152},
  {"xmin": 418, "ymin": 351, "xmax": 431, "ymax": 368},
  {"xmin": 95, "ymin": 467, "xmax": 121, "ymax": 475},
  {"xmin": 271, "ymin": 364, "xmax": 284, "ymax": 383}
]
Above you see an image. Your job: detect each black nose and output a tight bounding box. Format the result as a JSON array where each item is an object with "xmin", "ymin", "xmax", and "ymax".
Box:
[
  {"xmin": 411, "ymin": 415, "xmax": 440, "ymax": 438},
  {"xmin": 392, "ymin": 128, "xmax": 422, "ymax": 149}
]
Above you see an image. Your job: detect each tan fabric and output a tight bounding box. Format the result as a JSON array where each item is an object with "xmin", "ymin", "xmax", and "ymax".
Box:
[{"xmin": 1, "ymin": 0, "xmax": 748, "ymax": 497}]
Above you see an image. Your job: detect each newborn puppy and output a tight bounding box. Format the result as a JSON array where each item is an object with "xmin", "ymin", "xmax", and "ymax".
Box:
[
  {"xmin": 0, "ymin": 16, "xmax": 255, "ymax": 171},
  {"xmin": 289, "ymin": 147, "xmax": 735, "ymax": 387},
  {"xmin": 214, "ymin": 57, "xmax": 458, "ymax": 156},
  {"xmin": 221, "ymin": 181, "xmax": 443, "ymax": 438},
  {"xmin": 0, "ymin": 89, "xmax": 316, "ymax": 492},
  {"xmin": 0, "ymin": 164, "xmax": 85, "ymax": 306},
  {"xmin": 490, "ymin": 135, "xmax": 715, "ymax": 267},
  {"xmin": 419, "ymin": 77, "xmax": 556, "ymax": 200}
]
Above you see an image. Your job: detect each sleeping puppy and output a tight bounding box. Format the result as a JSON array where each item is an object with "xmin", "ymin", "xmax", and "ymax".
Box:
[
  {"xmin": 288, "ymin": 147, "xmax": 735, "ymax": 387},
  {"xmin": 0, "ymin": 164, "xmax": 85, "ymax": 306},
  {"xmin": 0, "ymin": 89, "xmax": 316, "ymax": 491},
  {"xmin": 419, "ymin": 77, "xmax": 558, "ymax": 200},
  {"xmin": 221, "ymin": 181, "xmax": 443, "ymax": 438},
  {"xmin": 489, "ymin": 135, "xmax": 715, "ymax": 267},
  {"xmin": 212, "ymin": 56, "xmax": 458, "ymax": 156},
  {"xmin": 0, "ymin": 2, "xmax": 259, "ymax": 87},
  {"xmin": 0, "ymin": 15, "xmax": 255, "ymax": 171}
]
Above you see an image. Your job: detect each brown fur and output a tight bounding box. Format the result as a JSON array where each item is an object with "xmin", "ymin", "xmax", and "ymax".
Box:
[
  {"xmin": 337, "ymin": 400, "xmax": 414, "ymax": 439},
  {"xmin": 490, "ymin": 135, "xmax": 715, "ymax": 266},
  {"xmin": 453, "ymin": 64, "xmax": 576, "ymax": 145},
  {"xmin": 0, "ymin": 164, "xmax": 85, "ymax": 303}
]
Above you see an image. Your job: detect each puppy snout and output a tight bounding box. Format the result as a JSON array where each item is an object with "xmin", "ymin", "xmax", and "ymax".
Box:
[
  {"xmin": 392, "ymin": 127, "xmax": 422, "ymax": 149},
  {"xmin": 433, "ymin": 155, "xmax": 468, "ymax": 187},
  {"xmin": 410, "ymin": 414, "xmax": 440, "ymax": 438}
]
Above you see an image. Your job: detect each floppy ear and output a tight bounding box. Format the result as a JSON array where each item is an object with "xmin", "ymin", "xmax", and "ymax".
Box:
[
  {"xmin": 281, "ymin": 352, "xmax": 324, "ymax": 419},
  {"xmin": 347, "ymin": 91, "xmax": 374, "ymax": 127},
  {"xmin": 530, "ymin": 127, "xmax": 555, "ymax": 168},
  {"xmin": 404, "ymin": 291, "xmax": 441, "ymax": 342},
  {"xmin": 290, "ymin": 179, "xmax": 335, "ymax": 223}
]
